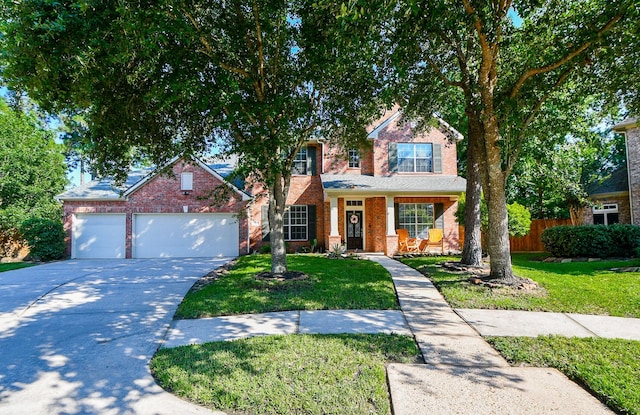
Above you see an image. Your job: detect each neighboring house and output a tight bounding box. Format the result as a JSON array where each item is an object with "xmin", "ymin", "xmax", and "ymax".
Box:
[
  {"xmin": 58, "ymin": 108, "xmax": 466, "ymax": 258},
  {"xmin": 584, "ymin": 117, "xmax": 639, "ymax": 225}
]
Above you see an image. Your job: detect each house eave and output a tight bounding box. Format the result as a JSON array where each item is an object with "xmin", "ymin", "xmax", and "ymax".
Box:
[
  {"xmin": 613, "ymin": 117, "xmax": 638, "ymax": 131},
  {"xmin": 589, "ymin": 191, "xmax": 629, "ymax": 199}
]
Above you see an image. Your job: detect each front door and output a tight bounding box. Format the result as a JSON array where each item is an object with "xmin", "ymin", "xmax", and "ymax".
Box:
[{"xmin": 346, "ymin": 210, "xmax": 363, "ymax": 250}]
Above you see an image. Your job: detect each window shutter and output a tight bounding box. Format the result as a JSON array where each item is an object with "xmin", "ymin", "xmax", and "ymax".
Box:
[
  {"xmin": 388, "ymin": 143, "xmax": 398, "ymax": 173},
  {"xmin": 261, "ymin": 204, "xmax": 271, "ymax": 241},
  {"xmin": 307, "ymin": 205, "xmax": 317, "ymax": 241},
  {"xmin": 435, "ymin": 203, "xmax": 444, "ymax": 229},
  {"xmin": 433, "ymin": 143, "xmax": 442, "ymax": 173},
  {"xmin": 307, "ymin": 146, "xmax": 316, "ymax": 176}
]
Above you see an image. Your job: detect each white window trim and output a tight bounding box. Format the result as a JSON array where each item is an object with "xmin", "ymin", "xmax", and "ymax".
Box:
[
  {"xmin": 292, "ymin": 148, "xmax": 308, "ymax": 175},
  {"xmin": 284, "ymin": 205, "xmax": 308, "ymax": 241},
  {"xmin": 398, "ymin": 203, "xmax": 435, "ymax": 238},
  {"xmin": 181, "ymin": 172, "xmax": 193, "ymax": 191},
  {"xmin": 348, "ymin": 149, "xmax": 360, "ymax": 168},
  {"xmin": 397, "ymin": 143, "xmax": 433, "ymax": 173}
]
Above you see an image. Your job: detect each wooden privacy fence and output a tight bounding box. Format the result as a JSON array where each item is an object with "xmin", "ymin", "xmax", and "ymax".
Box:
[{"xmin": 459, "ymin": 218, "xmax": 572, "ymax": 253}]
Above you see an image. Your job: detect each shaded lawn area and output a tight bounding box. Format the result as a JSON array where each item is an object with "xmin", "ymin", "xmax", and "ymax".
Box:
[
  {"xmin": 176, "ymin": 254, "xmax": 399, "ymax": 319},
  {"xmin": 0, "ymin": 262, "xmax": 33, "ymax": 273},
  {"xmin": 152, "ymin": 334, "xmax": 421, "ymax": 415},
  {"xmin": 401, "ymin": 254, "xmax": 640, "ymax": 317},
  {"xmin": 488, "ymin": 336, "xmax": 640, "ymax": 415}
]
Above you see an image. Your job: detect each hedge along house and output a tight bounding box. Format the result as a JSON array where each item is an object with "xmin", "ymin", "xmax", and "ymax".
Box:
[
  {"xmin": 58, "ymin": 108, "xmax": 466, "ymax": 259},
  {"xmin": 57, "ymin": 157, "xmax": 251, "ymax": 259},
  {"xmin": 584, "ymin": 117, "xmax": 639, "ymax": 226}
]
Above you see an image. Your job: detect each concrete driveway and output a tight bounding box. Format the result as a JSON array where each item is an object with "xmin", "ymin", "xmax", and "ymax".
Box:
[{"xmin": 0, "ymin": 258, "xmax": 230, "ymax": 415}]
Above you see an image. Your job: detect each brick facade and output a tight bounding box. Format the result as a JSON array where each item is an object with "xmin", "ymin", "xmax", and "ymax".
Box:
[
  {"xmin": 63, "ymin": 109, "xmax": 465, "ymax": 258},
  {"xmin": 63, "ymin": 160, "xmax": 249, "ymax": 258},
  {"xmin": 625, "ymin": 123, "xmax": 640, "ymax": 225}
]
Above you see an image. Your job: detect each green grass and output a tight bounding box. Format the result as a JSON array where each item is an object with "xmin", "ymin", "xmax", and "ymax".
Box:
[
  {"xmin": 176, "ymin": 254, "xmax": 399, "ymax": 318},
  {"xmin": 488, "ymin": 336, "xmax": 640, "ymax": 415},
  {"xmin": 0, "ymin": 262, "xmax": 33, "ymax": 273},
  {"xmin": 401, "ymin": 254, "xmax": 640, "ymax": 317},
  {"xmin": 151, "ymin": 334, "xmax": 421, "ymax": 415}
]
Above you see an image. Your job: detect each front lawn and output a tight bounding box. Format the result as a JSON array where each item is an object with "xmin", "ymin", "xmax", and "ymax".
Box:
[
  {"xmin": 176, "ymin": 254, "xmax": 399, "ymax": 318},
  {"xmin": 489, "ymin": 336, "xmax": 640, "ymax": 415},
  {"xmin": 401, "ymin": 254, "xmax": 640, "ymax": 317},
  {"xmin": 152, "ymin": 334, "xmax": 421, "ymax": 415},
  {"xmin": 0, "ymin": 262, "xmax": 33, "ymax": 273}
]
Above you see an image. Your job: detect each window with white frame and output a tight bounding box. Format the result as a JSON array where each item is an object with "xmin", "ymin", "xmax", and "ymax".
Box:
[
  {"xmin": 292, "ymin": 148, "xmax": 307, "ymax": 175},
  {"xmin": 398, "ymin": 203, "xmax": 434, "ymax": 238},
  {"xmin": 397, "ymin": 143, "xmax": 433, "ymax": 172},
  {"xmin": 593, "ymin": 204, "xmax": 619, "ymax": 226},
  {"xmin": 181, "ymin": 172, "xmax": 193, "ymax": 191},
  {"xmin": 284, "ymin": 205, "xmax": 308, "ymax": 240},
  {"xmin": 348, "ymin": 149, "xmax": 360, "ymax": 168}
]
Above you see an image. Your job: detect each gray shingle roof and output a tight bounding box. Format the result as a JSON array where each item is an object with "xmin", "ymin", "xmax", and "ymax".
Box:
[
  {"xmin": 320, "ymin": 174, "xmax": 466, "ymax": 194},
  {"xmin": 57, "ymin": 158, "xmax": 239, "ymax": 201},
  {"xmin": 587, "ymin": 167, "xmax": 629, "ymax": 196}
]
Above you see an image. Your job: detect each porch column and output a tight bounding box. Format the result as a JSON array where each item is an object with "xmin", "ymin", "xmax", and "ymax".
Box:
[
  {"xmin": 385, "ymin": 196, "xmax": 399, "ymax": 256},
  {"xmin": 328, "ymin": 197, "xmax": 342, "ymax": 248}
]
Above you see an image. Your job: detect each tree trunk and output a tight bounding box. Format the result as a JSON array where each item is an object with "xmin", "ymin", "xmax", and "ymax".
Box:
[
  {"xmin": 268, "ymin": 173, "xmax": 288, "ymax": 275},
  {"xmin": 482, "ymin": 122, "xmax": 516, "ymax": 282},
  {"xmin": 460, "ymin": 114, "xmax": 483, "ymax": 266}
]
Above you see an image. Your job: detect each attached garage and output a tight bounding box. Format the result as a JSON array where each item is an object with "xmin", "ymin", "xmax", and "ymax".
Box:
[
  {"xmin": 72, "ymin": 214, "xmax": 126, "ymax": 259},
  {"xmin": 133, "ymin": 213, "xmax": 239, "ymax": 258}
]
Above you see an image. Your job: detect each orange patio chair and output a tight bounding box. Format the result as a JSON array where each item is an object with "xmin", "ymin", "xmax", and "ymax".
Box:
[
  {"xmin": 396, "ymin": 229, "xmax": 419, "ymax": 253},
  {"xmin": 422, "ymin": 228, "xmax": 444, "ymax": 254}
]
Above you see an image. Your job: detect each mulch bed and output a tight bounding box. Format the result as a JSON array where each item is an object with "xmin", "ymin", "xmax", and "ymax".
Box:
[
  {"xmin": 436, "ymin": 261, "xmax": 542, "ymax": 292},
  {"xmin": 187, "ymin": 259, "xmax": 237, "ymax": 293},
  {"xmin": 255, "ymin": 271, "xmax": 309, "ymax": 281}
]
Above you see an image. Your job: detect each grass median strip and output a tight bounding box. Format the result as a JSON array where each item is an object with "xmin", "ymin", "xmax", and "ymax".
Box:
[
  {"xmin": 401, "ymin": 254, "xmax": 640, "ymax": 317},
  {"xmin": 0, "ymin": 262, "xmax": 33, "ymax": 273},
  {"xmin": 176, "ymin": 254, "xmax": 399, "ymax": 319},
  {"xmin": 152, "ymin": 333, "xmax": 421, "ymax": 415},
  {"xmin": 488, "ymin": 336, "xmax": 640, "ymax": 415}
]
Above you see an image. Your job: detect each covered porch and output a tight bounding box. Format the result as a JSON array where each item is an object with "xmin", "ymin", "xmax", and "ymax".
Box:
[{"xmin": 320, "ymin": 174, "xmax": 466, "ymax": 256}]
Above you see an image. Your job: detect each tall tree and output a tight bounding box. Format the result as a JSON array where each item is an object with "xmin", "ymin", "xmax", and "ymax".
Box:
[
  {"xmin": 1, "ymin": 0, "xmax": 383, "ymax": 274},
  {"xmin": 0, "ymin": 98, "xmax": 67, "ymax": 230},
  {"xmin": 336, "ymin": 0, "xmax": 639, "ymax": 282}
]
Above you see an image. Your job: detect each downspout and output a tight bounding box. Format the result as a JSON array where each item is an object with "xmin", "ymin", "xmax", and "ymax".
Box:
[{"xmin": 320, "ymin": 142, "xmax": 325, "ymax": 173}]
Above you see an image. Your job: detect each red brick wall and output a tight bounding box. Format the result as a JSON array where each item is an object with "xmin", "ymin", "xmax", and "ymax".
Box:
[
  {"xmin": 372, "ymin": 119, "xmax": 458, "ymax": 176},
  {"xmin": 63, "ymin": 160, "xmax": 249, "ymax": 258},
  {"xmin": 249, "ymin": 145, "xmax": 326, "ymax": 253},
  {"xmin": 582, "ymin": 195, "xmax": 631, "ymax": 225}
]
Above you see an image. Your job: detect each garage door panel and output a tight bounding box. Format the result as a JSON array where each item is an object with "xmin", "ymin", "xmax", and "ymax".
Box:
[
  {"xmin": 73, "ymin": 214, "xmax": 126, "ymax": 259},
  {"xmin": 133, "ymin": 214, "xmax": 238, "ymax": 258}
]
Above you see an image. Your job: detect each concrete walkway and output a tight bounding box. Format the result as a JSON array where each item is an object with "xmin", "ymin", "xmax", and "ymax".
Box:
[{"xmin": 161, "ymin": 255, "xmax": 640, "ymax": 414}]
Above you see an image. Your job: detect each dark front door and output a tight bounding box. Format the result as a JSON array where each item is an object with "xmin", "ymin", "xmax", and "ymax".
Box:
[{"xmin": 346, "ymin": 210, "xmax": 363, "ymax": 250}]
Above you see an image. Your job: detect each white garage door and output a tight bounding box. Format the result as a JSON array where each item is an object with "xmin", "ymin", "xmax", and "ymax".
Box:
[
  {"xmin": 73, "ymin": 214, "xmax": 126, "ymax": 259},
  {"xmin": 133, "ymin": 214, "xmax": 238, "ymax": 258}
]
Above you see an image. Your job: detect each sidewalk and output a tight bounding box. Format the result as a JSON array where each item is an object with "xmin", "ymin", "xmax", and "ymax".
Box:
[{"xmin": 160, "ymin": 255, "xmax": 640, "ymax": 414}]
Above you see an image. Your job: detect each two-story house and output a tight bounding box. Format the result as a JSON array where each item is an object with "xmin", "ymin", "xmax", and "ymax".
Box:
[{"xmin": 57, "ymin": 108, "xmax": 466, "ymax": 258}]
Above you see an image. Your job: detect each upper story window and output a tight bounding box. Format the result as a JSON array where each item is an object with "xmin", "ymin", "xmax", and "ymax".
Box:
[
  {"xmin": 292, "ymin": 148, "xmax": 308, "ymax": 175},
  {"xmin": 593, "ymin": 204, "xmax": 619, "ymax": 226},
  {"xmin": 398, "ymin": 143, "xmax": 432, "ymax": 172},
  {"xmin": 181, "ymin": 172, "xmax": 193, "ymax": 191},
  {"xmin": 348, "ymin": 149, "xmax": 360, "ymax": 168}
]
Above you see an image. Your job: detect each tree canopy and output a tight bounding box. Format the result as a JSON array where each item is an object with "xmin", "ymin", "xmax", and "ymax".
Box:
[
  {"xmin": 0, "ymin": 98, "xmax": 67, "ymax": 230},
  {"xmin": 1, "ymin": 0, "xmax": 385, "ymax": 272}
]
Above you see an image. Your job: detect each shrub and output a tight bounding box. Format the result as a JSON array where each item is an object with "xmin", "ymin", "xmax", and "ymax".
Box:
[
  {"xmin": 541, "ymin": 224, "xmax": 640, "ymax": 258},
  {"xmin": 507, "ymin": 202, "xmax": 532, "ymax": 238},
  {"xmin": 19, "ymin": 218, "xmax": 66, "ymax": 261}
]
